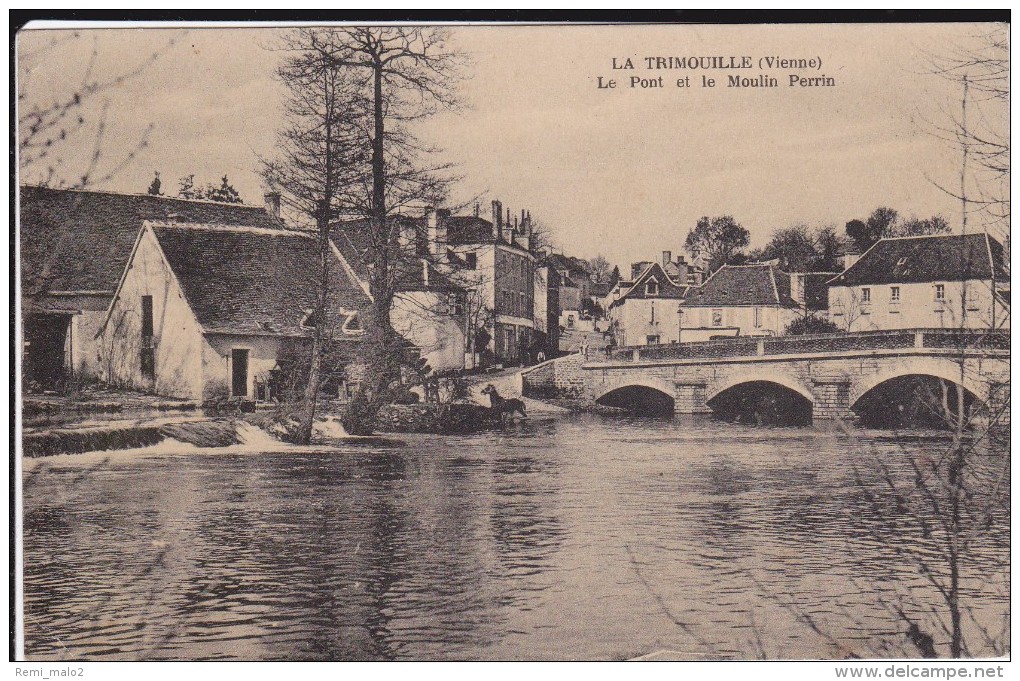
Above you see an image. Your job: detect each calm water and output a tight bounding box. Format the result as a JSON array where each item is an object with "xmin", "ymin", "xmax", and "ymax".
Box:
[{"xmin": 21, "ymin": 414, "xmax": 1009, "ymax": 660}]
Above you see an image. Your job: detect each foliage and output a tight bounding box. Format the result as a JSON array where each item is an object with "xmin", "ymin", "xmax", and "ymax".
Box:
[
  {"xmin": 847, "ymin": 208, "xmax": 952, "ymax": 252},
  {"xmin": 587, "ymin": 255, "xmax": 611, "ymax": 283},
  {"xmin": 750, "ymin": 224, "xmax": 846, "ymax": 272},
  {"xmin": 783, "ymin": 315, "xmax": 841, "ymax": 336},
  {"xmin": 580, "ymin": 297, "xmax": 605, "ymax": 320},
  {"xmin": 176, "ymin": 174, "xmax": 244, "ymax": 203},
  {"xmin": 608, "ymin": 265, "xmax": 622, "ymax": 287},
  {"xmin": 684, "ymin": 215, "xmax": 750, "ymax": 273},
  {"xmin": 887, "ymin": 214, "xmax": 951, "ymax": 237}
]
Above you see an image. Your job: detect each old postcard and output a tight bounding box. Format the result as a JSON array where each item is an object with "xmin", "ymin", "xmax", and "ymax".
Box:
[{"xmin": 14, "ymin": 18, "xmax": 1010, "ymax": 667}]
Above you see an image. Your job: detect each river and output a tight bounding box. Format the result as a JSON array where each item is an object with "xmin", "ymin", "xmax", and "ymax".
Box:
[{"xmin": 20, "ymin": 413, "xmax": 1009, "ymax": 660}]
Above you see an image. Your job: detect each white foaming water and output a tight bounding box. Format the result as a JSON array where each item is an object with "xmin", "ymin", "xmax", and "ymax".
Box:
[
  {"xmin": 236, "ymin": 422, "xmax": 287, "ymax": 449},
  {"xmin": 313, "ymin": 417, "xmax": 350, "ymax": 440}
]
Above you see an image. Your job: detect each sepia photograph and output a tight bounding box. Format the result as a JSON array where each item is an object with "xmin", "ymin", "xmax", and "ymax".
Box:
[{"xmin": 12, "ymin": 14, "xmax": 1010, "ymax": 668}]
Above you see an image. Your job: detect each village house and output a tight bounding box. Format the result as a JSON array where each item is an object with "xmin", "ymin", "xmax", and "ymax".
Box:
[
  {"xmin": 606, "ymin": 261, "xmax": 689, "ymax": 346},
  {"xmin": 826, "ymin": 233, "xmax": 1009, "ymax": 331},
  {"xmin": 440, "ymin": 200, "xmax": 541, "ymax": 366},
  {"xmin": 20, "ymin": 185, "xmax": 284, "ymax": 390},
  {"xmin": 679, "ymin": 264, "xmax": 801, "ymax": 341},
  {"xmin": 95, "ymin": 222, "xmax": 372, "ymax": 402},
  {"xmin": 533, "ymin": 260, "xmax": 561, "ymax": 358},
  {"xmin": 330, "ymin": 210, "xmax": 468, "ymax": 374}
]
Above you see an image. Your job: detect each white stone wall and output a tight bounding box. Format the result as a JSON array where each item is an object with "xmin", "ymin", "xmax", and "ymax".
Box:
[
  {"xmin": 96, "ymin": 226, "xmax": 205, "ymax": 399},
  {"xmin": 202, "ymin": 333, "xmax": 290, "ymax": 401},
  {"xmin": 390, "ymin": 290, "xmax": 466, "ymax": 373},
  {"xmin": 612, "ymin": 298, "xmax": 681, "ymax": 346},
  {"xmin": 829, "ymin": 280, "xmax": 1006, "ymax": 331},
  {"xmin": 680, "ymin": 305, "xmax": 797, "ymax": 340}
]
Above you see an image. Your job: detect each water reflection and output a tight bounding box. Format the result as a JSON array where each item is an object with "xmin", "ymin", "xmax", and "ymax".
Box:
[{"xmin": 22, "ymin": 415, "xmax": 1008, "ymax": 660}]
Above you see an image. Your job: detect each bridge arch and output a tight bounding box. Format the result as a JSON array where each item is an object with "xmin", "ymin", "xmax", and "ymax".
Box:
[
  {"xmin": 849, "ymin": 357, "xmax": 989, "ymax": 409},
  {"xmin": 594, "ymin": 377, "xmax": 677, "ymax": 416},
  {"xmin": 705, "ymin": 370, "xmax": 815, "ymax": 425},
  {"xmin": 706, "ymin": 370, "xmax": 814, "ymax": 406}
]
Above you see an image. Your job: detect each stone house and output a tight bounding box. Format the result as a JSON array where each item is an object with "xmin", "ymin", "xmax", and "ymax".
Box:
[
  {"xmin": 826, "ymin": 233, "xmax": 1009, "ymax": 331},
  {"xmin": 96, "ymin": 222, "xmax": 371, "ymax": 402},
  {"xmin": 330, "ymin": 213, "xmax": 468, "ymax": 374},
  {"xmin": 20, "ymin": 185, "xmax": 283, "ymax": 389},
  {"xmin": 606, "ymin": 262, "xmax": 689, "ymax": 346},
  {"xmin": 680, "ymin": 264, "xmax": 801, "ymax": 341},
  {"xmin": 442, "ymin": 200, "xmax": 541, "ymax": 365}
]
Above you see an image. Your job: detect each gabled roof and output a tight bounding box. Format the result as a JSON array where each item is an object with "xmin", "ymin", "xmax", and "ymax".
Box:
[
  {"xmin": 20, "ymin": 185, "xmax": 281, "ymax": 297},
  {"xmin": 445, "ymin": 215, "xmax": 495, "ymax": 245},
  {"xmin": 609, "ymin": 262, "xmax": 688, "ymax": 309},
  {"xmin": 148, "ymin": 223, "xmax": 371, "ymax": 337},
  {"xmin": 828, "ymin": 233, "xmax": 1008, "ymax": 287},
  {"xmin": 683, "ymin": 264, "xmax": 798, "ymax": 308},
  {"xmin": 330, "ymin": 220, "xmax": 462, "ymax": 293}
]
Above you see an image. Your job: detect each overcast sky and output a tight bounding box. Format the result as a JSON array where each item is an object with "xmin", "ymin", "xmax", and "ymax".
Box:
[{"xmin": 17, "ymin": 22, "xmax": 1002, "ymax": 266}]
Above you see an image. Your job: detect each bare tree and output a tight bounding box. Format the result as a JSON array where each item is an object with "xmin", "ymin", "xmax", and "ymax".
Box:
[
  {"xmin": 17, "ymin": 30, "xmax": 180, "ymax": 188},
  {"xmin": 923, "ymin": 24, "xmax": 1009, "ymax": 243},
  {"xmin": 261, "ymin": 28, "xmax": 366, "ymax": 444},
  {"xmin": 309, "ymin": 27, "xmax": 467, "ymax": 433}
]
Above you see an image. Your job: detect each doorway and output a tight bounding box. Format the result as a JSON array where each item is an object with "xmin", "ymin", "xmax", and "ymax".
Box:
[{"xmin": 231, "ymin": 348, "xmax": 249, "ymax": 398}]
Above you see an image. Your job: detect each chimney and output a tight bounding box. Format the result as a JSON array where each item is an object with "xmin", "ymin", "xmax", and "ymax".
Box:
[
  {"xmin": 263, "ymin": 191, "xmax": 281, "ymax": 221},
  {"xmin": 491, "ymin": 200, "xmax": 503, "ymax": 239},
  {"xmin": 631, "ymin": 261, "xmax": 652, "ymax": 280},
  {"xmin": 474, "ymin": 203, "xmax": 480, "ymax": 218},
  {"xmin": 662, "ymin": 250, "xmax": 672, "ymax": 266},
  {"xmin": 425, "ymin": 207, "xmax": 447, "ymax": 256}
]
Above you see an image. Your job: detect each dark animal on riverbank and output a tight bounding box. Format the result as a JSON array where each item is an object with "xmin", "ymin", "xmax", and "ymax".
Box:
[{"xmin": 481, "ymin": 384, "xmax": 527, "ymax": 424}]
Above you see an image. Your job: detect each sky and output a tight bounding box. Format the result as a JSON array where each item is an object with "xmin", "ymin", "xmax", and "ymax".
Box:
[{"xmin": 16, "ymin": 22, "xmax": 1004, "ymax": 267}]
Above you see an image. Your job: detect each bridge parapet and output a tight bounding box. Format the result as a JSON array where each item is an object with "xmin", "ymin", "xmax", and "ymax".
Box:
[{"xmin": 610, "ymin": 329, "xmax": 1009, "ymax": 363}]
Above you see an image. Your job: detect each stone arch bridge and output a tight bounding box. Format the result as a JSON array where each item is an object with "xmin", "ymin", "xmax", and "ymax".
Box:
[{"xmin": 521, "ymin": 329, "xmax": 1009, "ymax": 420}]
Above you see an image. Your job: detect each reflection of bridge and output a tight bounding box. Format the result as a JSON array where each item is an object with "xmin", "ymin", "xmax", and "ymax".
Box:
[{"xmin": 522, "ymin": 329, "xmax": 1009, "ymax": 420}]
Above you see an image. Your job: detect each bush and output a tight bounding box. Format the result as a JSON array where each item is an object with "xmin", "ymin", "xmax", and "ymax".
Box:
[{"xmin": 784, "ymin": 315, "xmax": 842, "ymax": 336}]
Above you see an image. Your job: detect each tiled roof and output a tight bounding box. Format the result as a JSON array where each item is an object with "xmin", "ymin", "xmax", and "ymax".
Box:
[
  {"xmin": 20, "ymin": 185, "xmax": 280, "ymax": 297},
  {"xmin": 330, "ymin": 220, "xmax": 462, "ymax": 293},
  {"xmin": 150, "ymin": 223, "xmax": 371, "ymax": 337},
  {"xmin": 683, "ymin": 264, "xmax": 798, "ymax": 307},
  {"xmin": 828, "ymin": 233, "xmax": 1008, "ymax": 287},
  {"xmin": 610, "ymin": 262, "xmax": 688, "ymax": 308},
  {"xmin": 445, "ymin": 215, "xmax": 495, "ymax": 244}
]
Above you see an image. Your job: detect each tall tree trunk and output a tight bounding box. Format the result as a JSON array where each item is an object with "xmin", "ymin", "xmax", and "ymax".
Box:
[{"xmin": 363, "ymin": 54, "xmax": 399, "ymax": 410}]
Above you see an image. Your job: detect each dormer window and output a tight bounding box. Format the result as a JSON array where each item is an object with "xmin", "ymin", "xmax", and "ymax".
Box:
[
  {"xmin": 646, "ymin": 278, "xmax": 659, "ymax": 296},
  {"xmin": 897, "ymin": 257, "xmax": 908, "ymax": 266},
  {"xmin": 342, "ymin": 311, "xmax": 364, "ymax": 336}
]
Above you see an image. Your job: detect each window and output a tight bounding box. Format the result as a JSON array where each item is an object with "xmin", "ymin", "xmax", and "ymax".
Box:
[
  {"xmin": 861, "ymin": 287, "xmax": 871, "ymax": 303},
  {"xmin": 567, "ymin": 315, "xmax": 575, "ymax": 329},
  {"xmin": 934, "ymin": 284, "xmax": 946, "ymax": 301},
  {"xmin": 141, "ymin": 295, "xmax": 154, "ymax": 337},
  {"xmin": 646, "ymin": 279, "xmax": 659, "ymax": 296},
  {"xmin": 712, "ymin": 309, "xmax": 723, "ymax": 327},
  {"xmin": 465, "ymin": 252, "xmax": 477, "ymax": 270},
  {"xmin": 754, "ymin": 307, "xmax": 762, "ymax": 328},
  {"xmin": 890, "ymin": 286, "xmax": 901, "ymax": 303},
  {"xmin": 646, "ymin": 335, "xmax": 660, "ymax": 345},
  {"xmin": 448, "ymin": 293, "xmax": 464, "ymax": 316}
]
